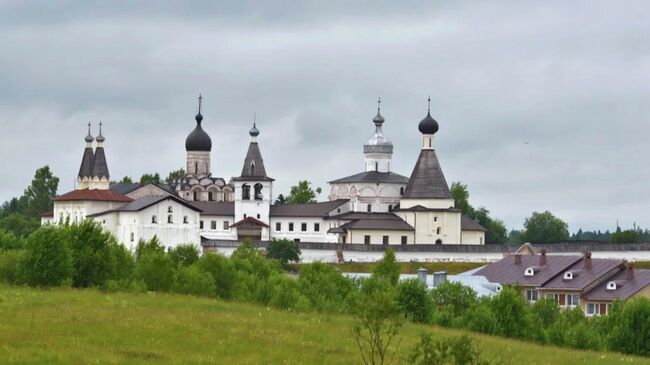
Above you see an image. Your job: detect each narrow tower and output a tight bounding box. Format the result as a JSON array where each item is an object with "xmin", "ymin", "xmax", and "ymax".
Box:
[
  {"xmin": 363, "ymin": 97, "xmax": 394, "ymax": 173},
  {"xmin": 77, "ymin": 123, "xmax": 95, "ymax": 189},
  {"xmin": 185, "ymin": 94, "xmax": 212, "ymax": 177},
  {"xmin": 90, "ymin": 122, "xmax": 110, "ymax": 190}
]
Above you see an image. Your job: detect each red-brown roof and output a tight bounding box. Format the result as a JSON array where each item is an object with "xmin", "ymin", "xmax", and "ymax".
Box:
[
  {"xmin": 230, "ymin": 216, "xmax": 269, "ymax": 228},
  {"xmin": 583, "ymin": 268, "xmax": 650, "ymax": 301},
  {"xmin": 53, "ymin": 189, "xmax": 133, "ymax": 202},
  {"xmin": 474, "ymin": 254, "xmax": 582, "ymax": 287},
  {"xmin": 542, "ymin": 258, "xmax": 624, "ymax": 291}
]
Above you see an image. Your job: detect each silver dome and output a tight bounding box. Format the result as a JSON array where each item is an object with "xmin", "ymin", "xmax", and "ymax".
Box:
[{"xmin": 363, "ymin": 110, "xmax": 393, "ymax": 154}]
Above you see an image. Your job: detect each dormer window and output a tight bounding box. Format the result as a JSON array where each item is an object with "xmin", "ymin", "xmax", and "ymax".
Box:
[
  {"xmin": 607, "ymin": 281, "xmax": 617, "ymax": 291},
  {"xmin": 563, "ymin": 271, "xmax": 574, "ymax": 280},
  {"xmin": 524, "ymin": 267, "xmax": 536, "ymax": 277}
]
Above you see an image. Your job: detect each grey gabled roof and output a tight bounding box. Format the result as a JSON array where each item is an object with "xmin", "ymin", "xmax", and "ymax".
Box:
[
  {"xmin": 91, "ymin": 146, "xmax": 110, "ymax": 179},
  {"xmin": 402, "ymin": 149, "xmax": 451, "ymax": 199},
  {"xmin": 78, "ymin": 147, "xmax": 94, "ymax": 178},
  {"xmin": 583, "ymin": 268, "xmax": 650, "ymax": 301},
  {"xmin": 338, "ymin": 212, "xmax": 414, "ymax": 231},
  {"xmin": 110, "ymin": 182, "xmax": 141, "ymax": 195},
  {"xmin": 233, "ymin": 142, "xmax": 274, "ymax": 181},
  {"xmin": 328, "ymin": 171, "xmax": 408, "ymax": 184},
  {"xmin": 461, "ymin": 215, "xmax": 487, "ymax": 232},
  {"xmin": 474, "ymin": 255, "xmax": 583, "ymax": 287},
  {"xmin": 87, "ymin": 195, "xmax": 202, "ymax": 217},
  {"xmin": 189, "ymin": 201, "xmax": 234, "ymax": 216},
  {"xmin": 270, "ymin": 199, "xmax": 349, "ymax": 217}
]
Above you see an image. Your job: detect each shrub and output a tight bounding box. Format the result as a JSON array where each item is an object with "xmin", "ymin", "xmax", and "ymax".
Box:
[
  {"xmin": 531, "ymin": 297, "xmax": 560, "ymax": 328},
  {"xmin": 607, "ymin": 297, "xmax": 650, "ymax": 356},
  {"xmin": 409, "ymin": 333, "xmax": 497, "ymax": 365},
  {"xmin": 0, "ymin": 228, "xmax": 24, "ymax": 250},
  {"xmin": 298, "ymin": 261, "xmax": 356, "ymax": 312},
  {"xmin": 548, "ymin": 307, "xmax": 599, "ymax": 350},
  {"xmin": 488, "ymin": 286, "xmax": 532, "ymax": 339},
  {"xmin": 135, "ymin": 251, "xmax": 176, "ymax": 292},
  {"xmin": 464, "ymin": 297, "xmax": 497, "ymax": 334},
  {"xmin": 174, "ymin": 264, "xmax": 215, "ymax": 297},
  {"xmin": 397, "ymin": 278, "xmax": 433, "ymax": 323},
  {"xmin": 430, "ymin": 281, "xmax": 477, "ymax": 324},
  {"xmin": 0, "ymin": 250, "xmax": 22, "ymax": 284},
  {"xmin": 135, "ymin": 236, "xmax": 164, "ymax": 260},
  {"xmin": 169, "ymin": 244, "xmax": 200, "ymax": 267},
  {"xmin": 63, "ymin": 220, "xmax": 127, "ymax": 288},
  {"xmin": 20, "ymin": 226, "xmax": 73, "ymax": 287},
  {"xmin": 196, "ymin": 252, "xmax": 237, "ymax": 299},
  {"xmin": 269, "ymin": 275, "xmax": 308, "ymax": 310},
  {"xmin": 372, "ymin": 248, "xmax": 400, "ymax": 286},
  {"xmin": 266, "ymin": 238, "xmax": 301, "ymax": 266},
  {"xmin": 231, "ymin": 242, "xmax": 283, "ymax": 304},
  {"xmin": 0, "ymin": 213, "xmax": 40, "ymax": 238}
]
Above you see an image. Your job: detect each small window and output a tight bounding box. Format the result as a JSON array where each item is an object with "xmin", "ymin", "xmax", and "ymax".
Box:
[
  {"xmin": 211, "ymin": 221, "xmax": 217, "ymax": 230},
  {"xmin": 199, "ymin": 221, "xmax": 204, "ymax": 229},
  {"xmin": 208, "ymin": 191, "xmax": 214, "ymax": 201},
  {"xmin": 480, "ymin": 237, "xmax": 483, "ymax": 244},
  {"xmin": 244, "ymin": 214, "xmax": 247, "ymax": 218},
  {"xmin": 388, "ymin": 204, "xmax": 393, "ymax": 212},
  {"xmin": 401, "ymin": 236, "xmax": 407, "ymax": 245},
  {"xmin": 434, "ymin": 216, "xmax": 437, "ymax": 222},
  {"xmin": 382, "ymin": 235, "xmax": 389, "ymax": 245},
  {"xmin": 526, "ymin": 289, "xmax": 539, "ymax": 303},
  {"xmin": 151, "ymin": 215, "xmax": 157, "ymax": 224},
  {"xmin": 301, "ymin": 223, "xmax": 307, "ymax": 232},
  {"xmin": 294, "ymin": 238, "xmax": 300, "ymax": 243},
  {"xmin": 130, "ymin": 232, "xmax": 134, "ymax": 242},
  {"xmin": 275, "ymin": 222, "xmax": 281, "ymax": 231},
  {"xmin": 167, "ymin": 214, "xmax": 173, "ymax": 224},
  {"xmin": 364, "ymin": 235, "xmax": 371, "ymax": 245},
  {"xmin": 400, "ymin": 187, "xmax": 404, "ymax": 195},
  {"xmin": 367, "ymin": 204, "xmax": 371, "ymax": 213},
  {"xmin": 168, "ymin": 206, "xmax": 173, "ymax": 213},
  {"xmin": 257, "ymin": 214, "xmax": 260, "ymax": 219},
  {"xmin": 223, "ymin": 221, "xmax": 230, "ymax": 230},
  {"xmin": 436, "ymin": 227, "xmax": 441, "ymax": 235},
  {"xmin": 375, "ymin": 162, "xmax": 378, "ymax": 171},
  {"xmin": 314, "ymin": 223, "xmax": 320, "ymax": 232},
  {"xmin": 289, "ymin": 223, "xmax": 294, "ymax": 232},
  {"xmin": 183, "ymin": 216, "xmax": 189, "ymax": 224},
  {"xmin": 337, "ymin": 208, "xmax": 341, "ymax": 213}
]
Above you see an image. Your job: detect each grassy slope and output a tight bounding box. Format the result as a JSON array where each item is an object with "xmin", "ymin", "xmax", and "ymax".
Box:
[{"xmin": 0, "ymin": 285, "xmax": 648, "ymax": 365}]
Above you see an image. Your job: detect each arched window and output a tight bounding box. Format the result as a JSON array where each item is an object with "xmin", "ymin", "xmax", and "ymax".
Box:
[
  {"xmin": 193, "ymin": 191, "xmax": 198, "ymax": 201},
  {"xmin": 152, "ymin": 215, "xmax": 158, "ymax": 224},
  {"xmin": 208, "ymin": 191, "xmax": 214, "ymax": 201},
  {"xmin": 195, "ymin": 162, "xmax": 199, "ymax": 174},
  {"xmin": 388, "ymin": 204, "xmax": 393, "ymax": 212},
  {"xmin": 434, "ymin": 216, "xmax": 437, "ymax": 222},
  {"xmin": 242, "ymin": 184, "xmax": 251, "ymax": 200},
  {"xmin": 400, "ymin": 187, "xmax": 404, "ymax": 195},
  {"xmin": 130, "ymin": 232, "xmax": 134, "ymax": 242},
  {"xmin": 436, "ymin": 227, "xmax": 441, "ymax": 235},
  {"xmin": 254, "ymin": 183, "xmax": 263, "ymax": 200},
  {"xmin": 250, "ymin": 162, "xmax": 255, "ymax": 175},
  {"xmin": 183, "ymin": 216, "xmax": 189, "ymax": 224},
  {"xmin": 435, "ymin": 239, "xmax": 442, "ymax": 245},
  {"xmin": 375, "ymin": 162, "xmax": 378, "ymax": 171},
  {"xmin": 167, "ymin": 214, "xmax": 173, "ymax": 224},
  {"xmin": 167, "ymin": 206, "xmax": 173, "ymax": 213},
  {"xmin": 367, "ymin": 204, "xmax": 372, "ymax": 213}
]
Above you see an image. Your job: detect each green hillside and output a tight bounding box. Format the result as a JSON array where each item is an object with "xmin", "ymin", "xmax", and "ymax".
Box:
[{"xmin": 0, "ymin": 285, "xmax": 648, "ymax": 365}]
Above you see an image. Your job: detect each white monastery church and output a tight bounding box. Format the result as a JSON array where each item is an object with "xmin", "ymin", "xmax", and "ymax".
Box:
[{"xmin": 42, "ymin": 97, "xmax": 486, "ymax": 250}]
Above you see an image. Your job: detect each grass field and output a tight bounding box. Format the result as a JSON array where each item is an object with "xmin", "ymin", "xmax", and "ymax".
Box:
[{"xmin": 0, "ymin": 285, "xmax": 649, "ymax": 364}]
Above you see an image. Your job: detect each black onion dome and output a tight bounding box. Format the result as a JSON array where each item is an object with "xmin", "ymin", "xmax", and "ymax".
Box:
[
  {"xmin": 249, "ymin": 123, "xmax": 259, "ymax": 137},
  {"xmin": 418, "ymin": 111, "xmax": 439, "ymax": 134},
  {"xmin": 185, "ymin": 113, "xmax": 212, "ymax": 151},
  {"xmin": 372, "ymin": 111, "xmax": 385, "ymax": 125}
]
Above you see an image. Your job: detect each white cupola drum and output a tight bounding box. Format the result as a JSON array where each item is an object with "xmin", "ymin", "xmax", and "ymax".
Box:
[
  {"xmin": 185, "ymin": 94, "xmax": 212, "ymax": 177},
  {"xmin": 363, "ymin": 97, "xmax": 394, "ymax": 173}
]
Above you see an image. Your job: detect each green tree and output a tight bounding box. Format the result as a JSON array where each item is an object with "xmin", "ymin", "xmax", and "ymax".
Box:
[
  {"xmin": 611, "ymin": 229, "xmax": 639, "ymax": 244},
  {"xmin": 450, "ymin": 181, "xmax": 507, "ymax": 244},
  {"xmin": 451, "ymin": 182, "xmax": 474, "ymax": 216},
  {"xmin": 354, "ymin": 277, "xmax": 403, "ymax": 365},
  {"xmin": 488, "ymin": 286, "xmax": 532, "ymax": 339},
  {"xmin": 0, "ymin": 250, "xmax": 22, "ymax": 284},
  {"xmin": 196, "ymin": 252, "xmax": 236, "ymax": 299},
  {"xmin": 298, "ymin": 261, "xmax": 356, "ymax": 312},
  {"xmin": 430, "ymin": 281, "xmax": 477, "ymax": 323},
  {"xmin": 0, "ymin": 227, "xmax": 26, "ymax": 250},
  {"xmin": 19, "ymin": 226, "xmax": 73, "ymax": 287},
  {"xmin": 0, "ymin": 213, "xmax": 40, "ymax": 238},
  {"xmin": 135, "ymin": 250, "xmax": 176, "ymax": 292},
  {"xmin": 531, "ymin": 297, "xmax": 560, "ymax": 328},
  {"xmin": 168, "ymin": 244, "xmax": 200, "ymax": 267},
  {"xmin": 521, "ymin": 211, "xmax": 570, "ymax": 244},
  {"xmin": 397, "ymin": 278, "xmax": 432, "ymax": 323},
  {"xmin": 273, "ymin": 194, "xmax": 288, "ymax": 205},
  {"xmin": 135, "ymin": 236, "xmax": 165, "ymax": 260},
  {"xmin": 165, "ymin": 168, "xmax": 186, "ymax": 185},
  {"xmin": 608, "ymin": 298, "xmax": 650, "ymax": 356},
  {"xmin": 22, "ymin": 165, "xmax": 59, "ymax": 217},
  {"xmin": 174, "ymin": 264, "xmax": 215, "ymax": 297},
  {"xmin": 118, "ymin": 176, "xmax": 134, "ymax": 184},
  {"xmin": 372, "ymin": 248, "xmax": 400, "ymax": 286},
  {"xmin": 285, "ymin": 180, "xmax": 322, "ymax": 204},
  {"xmin": 266, "ymin": 239, "xmax": 301, "ymax": 266},
  {"xmin": 139, "ymin": 173, "xmax": 162, "ymax": 185}
]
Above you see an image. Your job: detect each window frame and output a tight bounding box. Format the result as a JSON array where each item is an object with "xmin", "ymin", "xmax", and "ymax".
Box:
[
  {"xmin": 275, "ymin": 222, "xmax": 281, "ymax": 231},
  {"xmin": 364, "ymin": 235, "xmax": 371, "ymax": 245},
  {"xmin": 314, "ymin": 223, "xmax": 320, "ymax": 232}
]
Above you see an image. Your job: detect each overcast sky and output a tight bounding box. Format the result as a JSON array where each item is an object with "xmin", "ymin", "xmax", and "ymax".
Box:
[{"xmin": 1, "ymin": 1, "xmax": 649, "ymax": 232}]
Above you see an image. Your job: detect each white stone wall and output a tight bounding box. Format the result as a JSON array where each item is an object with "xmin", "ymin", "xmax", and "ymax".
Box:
[
  {"xmin": 198, "ymin": 215, "xmax": 237, "ymax": 240},
  {"xmin": 396, "ymin": 210, "xmax": 462, "ymax": 244},
  {"xmin": 346, "ymin": 229, "xmax": 413, "ymax": 245},
  {"xmin": 269, "ymin": 217, "xmax": 338, "ymax": 243},
  {"xmin": 461, "ymin": 230, "xmax": 485, "ymax": 245},
  {"xmin": 233, "ymin": 180, "xmax": 272, "ymax": 224},
  {"xmin": 53, "ymin": 200, "xmax": 121, "ymax": 224},
  {"xmin": 328, "ymin": 181, "xmax": 406, "ymax": 213}
]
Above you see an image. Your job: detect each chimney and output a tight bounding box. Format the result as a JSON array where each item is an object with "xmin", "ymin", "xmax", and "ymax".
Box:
[
  {"xmin": 584, "ymin": 251, "xmax": 592, "ymax": 270},
  {"xmin": 627, "ymin": 263, "xmax": 635, "ymax": 280},
  {"xmin": 514, "ymin": 254, "xmax": 522, "ymax": 265},
  {"xmin": 539, "ymin": 249, "xmax": 547, "ymax": 266},
  {"xmin": 417, "ymin": 267, "xmax": 428, "ymax": 285},
  {"xmin": 433, "ymin": 271, "xmax": 447, "ymax": 287}
]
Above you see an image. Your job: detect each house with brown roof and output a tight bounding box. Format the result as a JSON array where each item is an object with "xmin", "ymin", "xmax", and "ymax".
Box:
[{"xmin": 581, "ymin": 264, "xmax": 650, "ymax": 316}]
